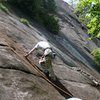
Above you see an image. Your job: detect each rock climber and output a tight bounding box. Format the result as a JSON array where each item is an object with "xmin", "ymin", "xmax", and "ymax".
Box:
[{"xmin": 25, "ymin": 41, "xmax": 56, "ymax": 80}]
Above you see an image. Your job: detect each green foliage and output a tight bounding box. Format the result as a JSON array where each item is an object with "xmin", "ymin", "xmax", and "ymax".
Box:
[
  {"xmin": 75, "ymin": 0, "xmax": 100, "ymax": 39},
  {"xmin": 8, "ymin": 0, "xmax": 59, "ymax": 34},
  {"xmin": 44, "ymin": 15, "xmax": 59, "ymax": 33},
  {"xmin": 42, "ymin": 0, "xmax": 56, "ymax": 13},
  {"xmin": 87, "ymin": 17, "xmax": 100, "ymax": 38},
  {"xmin": 91, "ymin": 48, "xmax": 100, "ymax": 66},
  {"xmin": 20, "ymin": 18, "xmax": 30, "ymax": 26},
  {"xmin": 0, "ymin": 3, "xmax": 9, "ymax": 13}
]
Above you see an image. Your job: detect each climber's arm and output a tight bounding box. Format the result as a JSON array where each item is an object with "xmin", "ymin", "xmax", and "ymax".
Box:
[
  {"xmin": 25, "ymin": 42, "xmax": 39, "ymax": 57},
  {"xmin": 25, "ymin": 47, "xmax": 36, "ymax": 57}
]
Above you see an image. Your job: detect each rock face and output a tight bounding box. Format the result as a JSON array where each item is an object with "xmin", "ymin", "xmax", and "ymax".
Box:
[{"xmin": 0, "ymin": 1, "xmax": 100, "ymax": 100}]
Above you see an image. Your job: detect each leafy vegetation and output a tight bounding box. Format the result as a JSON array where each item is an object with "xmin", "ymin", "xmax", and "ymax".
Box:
[
  {"xmin": 20, "ymin": 18, "xmax": 30, "ymax": 26},
  {"xmin": 0, "ymin": 3, "xmax": 9, "ymax": 13},
  {"xmin": 75, "ymin": 0, "xmax": 100, "ymax": 39},
  {"xmin": 8, "ymin": 0, "xmax": 59, "ymax": 34},
  {"xmin": 75, "ymin": 0, "xmax": 100, "ymax": 66},
  {"xmin": 42, "ymin": 0, "xmax": 57, "ymax": 13},
  {"xmin": 43, "ymin": 15, "xmax": 59, "ymax": 33},
  {"xmin": 91, "ymin": 48, "xmax": 100, "ymax": 66}
]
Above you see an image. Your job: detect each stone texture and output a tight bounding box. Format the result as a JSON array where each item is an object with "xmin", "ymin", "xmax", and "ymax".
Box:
[{"xmin": 0, "ymin": 1, "xmax": 100, "ymax": 100}]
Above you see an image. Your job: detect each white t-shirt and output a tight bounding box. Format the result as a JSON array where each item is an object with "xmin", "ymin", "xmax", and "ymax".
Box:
[
  {"xmin": 34, "ymin": 41, "xmax": 52, "ymax": 56},
  {"xmin": 34, "ymin": 41, "xmax": 51, "ymax": 49}
]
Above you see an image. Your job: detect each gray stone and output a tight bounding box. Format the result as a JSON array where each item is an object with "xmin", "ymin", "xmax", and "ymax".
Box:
[{"xmin": 0, "ymin": 1, "xmax": 100, "ymax": 100}]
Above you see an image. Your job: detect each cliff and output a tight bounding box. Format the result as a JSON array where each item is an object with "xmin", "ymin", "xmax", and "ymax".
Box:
[{"xmin": 0, "ymin": 1, "xmax": 100, "ymax": 100}]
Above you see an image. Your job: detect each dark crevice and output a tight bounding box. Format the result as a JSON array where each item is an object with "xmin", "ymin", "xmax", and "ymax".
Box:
[
  {"xmin": 0, "ymin": 66, "xmax": 39, "ymax": 77},
  {"xmin": 46, "ymin": 75, "xmax": 73, "ymax": 99},
  {"xmin": 0, "ymin": 44, "xmax": 8, "ymax": 47}
]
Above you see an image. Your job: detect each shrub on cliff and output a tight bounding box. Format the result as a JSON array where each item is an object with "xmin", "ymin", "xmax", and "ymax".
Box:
[
  {"xmin": 43, "ymin": 15, "xmax": 59, "ymax": 34},
  {"xmin": 91, "ymin": 48, "xmax": 100, "ymax": 66},
  {"xmin": 20, "ymin": 18, "xmax": 30, "ymax": 26}
]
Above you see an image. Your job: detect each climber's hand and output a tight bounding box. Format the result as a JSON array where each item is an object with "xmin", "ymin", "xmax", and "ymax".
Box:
[{"xmin": 24, "ymin": 53, "xmax": 29, "ymax": 58}]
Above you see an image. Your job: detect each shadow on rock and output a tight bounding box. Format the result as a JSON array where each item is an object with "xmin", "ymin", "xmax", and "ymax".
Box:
[{"xmin": 46, "ymin": 74, "xmax": 73, "ymax": 99}]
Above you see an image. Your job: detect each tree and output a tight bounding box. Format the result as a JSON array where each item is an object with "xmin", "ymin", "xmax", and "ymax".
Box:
[
  {"xmin": 75, "ymin": 0, "xmax": 100, "ymax": 39},
  {"xmin": 8, "ymin": 0, "xmax": 59, "ymax": 34},
  {"xmin": 42, "ymin": 0, "xmax": 57, "ymax": 13}
]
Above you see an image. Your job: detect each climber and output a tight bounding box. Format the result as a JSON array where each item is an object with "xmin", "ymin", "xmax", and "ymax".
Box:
[{"xmin": 25, "ymin": 41, "xmax": 56, "ymax": 80}]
